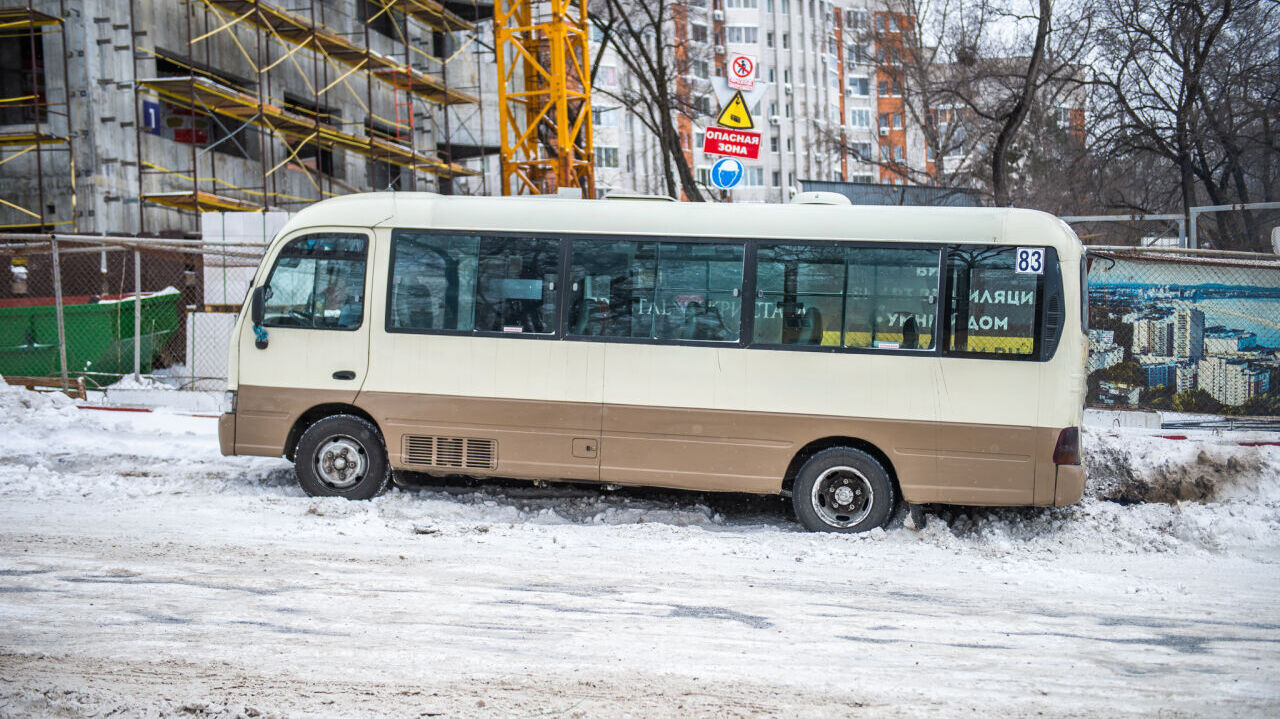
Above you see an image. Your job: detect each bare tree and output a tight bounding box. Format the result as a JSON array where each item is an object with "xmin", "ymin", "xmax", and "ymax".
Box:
[
  {"xmin": 1091, "ymin": 0, "xmax": 1280, "ymax": 249},
  {"xmin": 589, "ymin": 0, "xmax": 708, "ymax": 201},
  {"xmin": 825, "ymin": 0, "xmax": 1093, "ymax": 206}
]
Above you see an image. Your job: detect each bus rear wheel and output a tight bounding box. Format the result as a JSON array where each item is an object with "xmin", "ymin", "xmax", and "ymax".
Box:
[
  {"xmin": 792, "ymin": 447, "xmax": 894, "ymax": 533},
  {"xmin": 295, "ymin": 414, "xmax": 390, "ymax": 500}
]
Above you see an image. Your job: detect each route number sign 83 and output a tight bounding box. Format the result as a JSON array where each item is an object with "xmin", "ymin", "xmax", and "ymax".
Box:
[{"xmin": 1015, "ymin": 247, "xmax": 1044, "ymax": 274}]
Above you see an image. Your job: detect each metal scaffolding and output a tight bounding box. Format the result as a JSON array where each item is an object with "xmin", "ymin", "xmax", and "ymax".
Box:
[
  {"xmin": 0, "ymin": 3, "xmax": 76, "ymax": 231},
  {"xmin": 128, "ymin": 0, "xmax": 490, "ymax": 229}
]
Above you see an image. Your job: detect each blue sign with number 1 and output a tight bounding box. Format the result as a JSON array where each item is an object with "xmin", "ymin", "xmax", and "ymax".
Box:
[{"xmin": 143, "ymin": 100, "xmax": 162, "ymax": 136}]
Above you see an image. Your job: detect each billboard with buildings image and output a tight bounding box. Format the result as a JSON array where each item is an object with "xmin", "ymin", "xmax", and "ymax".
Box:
[{"xmin": 1087, "ymin": 251, "xmax": 1280, "ymax": 416}]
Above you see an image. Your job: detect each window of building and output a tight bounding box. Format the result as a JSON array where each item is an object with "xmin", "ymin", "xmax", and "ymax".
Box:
[
  {"xmin": 850, "ymin": 142, "xmax": 872, "ymax": 160},
  {"xmin": 848, "ymin": 76, "xmax": 869, "ymax": 95},
  {"xmin": 786, "ymin": 137, "xmax": 793, "ymax": 151},
  {"xmin": 785, "ymin": 102, "xmax": 792, "ymax": 118},
  {"xmin": 596, "ymin": 146, "xmax": 619, "ymax": 168},
  {"xmin": 263, "ymin": 234, "xmax": 368, "ymax": 331},
  {"xmin": 747, "ymin": 167, "xmax": 765, "ymax": 186},
  {"xmin": 782, "ymin": 32, "xmax": 790, "ymax": 49},
  {"xmin": 284, "ymin": 93, "xmax": 339, "ymax": 176},
  {"xmin": 567, "ymin": 240, "xmax": 745, "ymax": 342},
  {"xmin": 788, "ymin": 171, "xmax": 795, "ymax": 186},
  {"xmin": 766, "ymin": 32, "xmax": 774, "ymax": 48},
  {"xmin": 893, "ymin": 112, "xmax": 903, "ymax": 129},
  {"xmin": 694, "ymin": 95, "xmax": 712, "ymax": 115},
  {"xmin": 593, "ymin": 106, "xmax": 619, "ymax": 127},
  {"xmin": 360, "ymin": 0, "xmax": 398, "ymax": 38},
  {"xmin": 149, "ymin": 52, "xmax": 258, "ymax": 159},
  {"xmin": 894, "ymin": 144, "xmax": 904, "ymax": 162},
  {"xmin": 782, "ymin": 0, "xmax": 790, "ymax": 12},
  {"xmin": 695, "ymin": 130, "xmax": 705, "ymax": 148},
  {"xmin": 770, "ymin": 135, "xmax": 779, "ymax": 152},
  {"xmin": 600, "ymin": 65, "xmax": 618, "ymax": 86},
  {"xmin": 693, "ymin": 59, "xmax": 710, "ymax": 78},
  {"xmin": 892, "ymin": 80, "xmax": 902, "ymax": 96},
  {"xmin": 849, "ymin": 108, "xmax": 871, "ymax": 127},
  {"xmin": 879, "ymin": 144, "xmax": 890, "ymax": 161},
  {"xmin": 772, "ymin": 170, "xmax": 781, "ymax": 186},
  {"xmin": 725, "ymin": 0, "xmax": 758, "ymax": 7},
  {"xmin": 0, "ymin": 33, "xmax": 42, "ymax": 125},
  {"xmin": 696, "ymin": 166, "xmax": 712, "ymax": 186},
  {"xmin": 878, "ymin": 80, "xmax": 888, "ymax": 96},
  {"xmin": 691, "ymin": 23, "xmax": 708, "ymax": 43},
  {"xmin": 879, "ymin": 112, "xmax": 889, "ymax": 128},
  {"xmin": 725, "ymin": 26, "xmax": 759, "ymax": 44},
  {"xmin": 768, "ymin": 67, "xmax": 776, "ymax": 82}
]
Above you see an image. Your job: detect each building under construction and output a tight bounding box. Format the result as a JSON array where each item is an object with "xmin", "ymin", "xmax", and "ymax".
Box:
[{"xmin": 0, "ymin": 0, "xmax": 500, "ymax": 237}]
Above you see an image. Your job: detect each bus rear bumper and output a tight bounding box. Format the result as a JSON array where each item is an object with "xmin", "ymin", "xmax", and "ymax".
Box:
[
  {"xmin": 1054, "ymin": 464, "xmax": 1086, "ymax": 506},
  {"xmin": 218, "ymin": 413, "xmax": 236, "ymax": 456}
]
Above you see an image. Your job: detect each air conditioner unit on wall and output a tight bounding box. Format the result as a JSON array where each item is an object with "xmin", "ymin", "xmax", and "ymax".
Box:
[
  {"xmin": 879, "ymin": 126, "xmax": 890, "ymax": 135},
  {"xmin": 769, "ymin": 115, "xmax": 780, "ymax": 125},
  {"xmin": 714, "ymin": 45, "xmax": 725, "ymax": 54},
  {"xmin": 713, "ymin": 10, "xmax": 724, "ymax": 21},
  {"xmin": 784, "ymin": 83, "xmax": 793, "ymax": 94}
]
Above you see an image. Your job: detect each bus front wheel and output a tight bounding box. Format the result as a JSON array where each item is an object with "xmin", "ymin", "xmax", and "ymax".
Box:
[
  {"xmin": 294, "ymin": 414, "xmax": 391, "ymax": 500},
  {"xmin": 792, "ymin": 447, "xmax": 895, "ymax": 533}
]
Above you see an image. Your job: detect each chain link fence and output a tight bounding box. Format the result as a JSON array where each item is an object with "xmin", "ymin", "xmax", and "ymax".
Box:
[{"xmin": 1, "ymin": 220, "xmax": 274, "ymax": 405}]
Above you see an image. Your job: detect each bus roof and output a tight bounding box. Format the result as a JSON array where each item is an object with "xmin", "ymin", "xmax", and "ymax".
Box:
[{"xmin": 275, "ymin": 192, "xmax": 1083, "ymax": 258}]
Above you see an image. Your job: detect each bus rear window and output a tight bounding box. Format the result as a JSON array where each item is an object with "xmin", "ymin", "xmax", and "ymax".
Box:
[{"xmin": 944, "ymin": 245, "xmax": 1049, "ymax": 357}]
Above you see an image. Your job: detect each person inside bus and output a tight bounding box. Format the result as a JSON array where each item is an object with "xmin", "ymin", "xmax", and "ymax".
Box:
[{"xmin": 901, "ymin": 315, "xmax": 919, "ymax": 350}]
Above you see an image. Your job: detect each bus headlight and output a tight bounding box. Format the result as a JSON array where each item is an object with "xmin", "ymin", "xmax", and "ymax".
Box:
[{"xmin": 221, "ymin": 390, "xmax": 237, "ymax": 414}]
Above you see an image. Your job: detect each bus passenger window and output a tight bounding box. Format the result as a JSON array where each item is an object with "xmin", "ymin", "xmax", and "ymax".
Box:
[
  {"xmin": 653, "ymin": 242, "xmax": 744, "ymax": 342},
  {"xmin": 843, "ymin": 248, "xmax": 939, "ymax": 350},
  {"xmin": 568, "ymin": 240, "xmax": 744, "ymax": 342},
  {"xmin": 389, "ymin": 232, "xmax": 478, "ymax": 332},
  {"xmin": 753, "ymin": 244, "xmax": 845, "ymax": 346},
  {"xmin": 262, "ymin": 233, "xmax": 367, "ymax": 331},
  {"xmin": 568, "ymin": 240, "xmax": 656, "ymax": 339},
  {"xmin": 475, "ymin": 237, "xmax": 560, "ymax": 333},
  {"xmin": 944, "ymin": 245, "xmax": 1043, "ymax": 356}
]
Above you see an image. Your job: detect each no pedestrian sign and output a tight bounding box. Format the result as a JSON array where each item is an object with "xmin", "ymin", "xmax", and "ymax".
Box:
[
  {"xmin": 728, "ymin": 52, "xmax": 756, "ymax": 91},
  {"xmin": 702, "ymin": 126, "xmax": 761, "ymax": 160}
]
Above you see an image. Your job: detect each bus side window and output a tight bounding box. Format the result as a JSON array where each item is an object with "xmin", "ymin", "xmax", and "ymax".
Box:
[
  {"xmin": 943, "ymin": 245, "xmax": 1044, "ymax": 357},
  {"xmin": 475, "ymin": 237, "xmax": 560, "ymax": 334},
  {"xmin": 388, "ymin": 232, "xmax": 478, "ymax": 332},
  {"xmin": 843, "ymin": 248, "xmax": 939, "ymax": 350},
  {"xmin": 753, "ymin": 244, "xmax": 845, "ymax": 346}
]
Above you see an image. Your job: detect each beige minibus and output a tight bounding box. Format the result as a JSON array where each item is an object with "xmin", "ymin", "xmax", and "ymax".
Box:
[{"xmin": 219, "ymin": 192, "xmax": 1086, "ymax": 532}]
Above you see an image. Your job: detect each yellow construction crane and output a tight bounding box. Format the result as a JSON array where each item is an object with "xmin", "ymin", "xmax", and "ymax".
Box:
[{"xmin": 494, "ymin": 0, "xmax": 595, "ymax": 197}]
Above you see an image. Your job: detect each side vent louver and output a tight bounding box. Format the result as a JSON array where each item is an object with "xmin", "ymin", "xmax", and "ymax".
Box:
[{"xmin": 403, "ymin": 435, "xmax": 497, "ymax": 470}]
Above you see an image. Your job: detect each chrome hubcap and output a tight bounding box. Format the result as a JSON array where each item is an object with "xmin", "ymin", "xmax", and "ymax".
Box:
[
  {"xmin": 315, "ymin": 436, "xmax": 367, "ymax": 490},
  {"xmin": 811, "ymin": 465, "xmax": 873, "ymax": 528}
]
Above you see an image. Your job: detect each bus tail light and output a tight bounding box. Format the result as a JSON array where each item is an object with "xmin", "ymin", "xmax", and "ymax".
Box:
[{"xmin": 1053, "ymin": 427, "xmax": 1080, "ymax": 465}]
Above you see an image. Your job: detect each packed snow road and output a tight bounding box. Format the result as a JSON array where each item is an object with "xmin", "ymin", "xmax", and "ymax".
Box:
[{"xmin": 1, "ymin": 386, "xmax": 1278, "ymax": 717}]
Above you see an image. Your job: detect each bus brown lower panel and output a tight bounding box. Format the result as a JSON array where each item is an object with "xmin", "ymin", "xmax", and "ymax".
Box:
[{"xmin": 232, "ymin": 384, "xmax": 1072, "ymax": 506}]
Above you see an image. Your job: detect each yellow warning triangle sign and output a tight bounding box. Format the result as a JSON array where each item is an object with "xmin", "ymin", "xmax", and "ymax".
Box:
[{"xmin": 716, "ymin": 90, "xmax": 754, "ymax": 130}]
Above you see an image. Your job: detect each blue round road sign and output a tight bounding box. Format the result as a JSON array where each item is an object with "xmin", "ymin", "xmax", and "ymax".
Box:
[{"xmin": 711, "ymin": 157, "xmax": 744, "ymax": 189}]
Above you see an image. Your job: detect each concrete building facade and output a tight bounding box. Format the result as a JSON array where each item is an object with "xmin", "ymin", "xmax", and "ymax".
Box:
[{"xmin": 1, "ymin": 0, "xmax": 489, "ymax": 236}]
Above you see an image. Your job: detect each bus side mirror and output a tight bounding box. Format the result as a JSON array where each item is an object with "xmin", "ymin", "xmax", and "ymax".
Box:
[
  {"xmin": 251, "ymin": 286, "xmax": 266, "ymax": 325},
  {"xmin": 250, "ymin": 287, "xmax": 269, "ymax": 349}
]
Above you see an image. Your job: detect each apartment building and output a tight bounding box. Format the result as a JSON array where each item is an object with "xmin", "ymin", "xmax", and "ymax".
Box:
[
  {"xmin": 1198, "ymin": 356, "xmax": 1272, "ymax": 407},
  {"xmin": 589, "ymin": 0, "xmax": 927, "ymax": 202}
]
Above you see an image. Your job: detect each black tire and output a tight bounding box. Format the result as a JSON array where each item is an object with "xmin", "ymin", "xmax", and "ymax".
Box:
[
  {"xmin": 792, "ymin": 447, "xmax": 895, "ymax": 533},
  {"xmin": 294, "ymin": 414, "xmax": 390, "ymax": 500}
]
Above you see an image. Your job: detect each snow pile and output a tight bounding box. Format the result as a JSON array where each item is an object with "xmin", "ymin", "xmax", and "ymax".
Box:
[{"xmin": 1084, "ymin": 428, "xmax": 1280, "ymax": 504}]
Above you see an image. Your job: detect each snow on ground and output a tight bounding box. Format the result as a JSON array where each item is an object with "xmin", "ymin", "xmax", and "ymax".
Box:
[{"xmin": 1, "ymin": 384, "xmax": 1278, "ymax": 717}]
